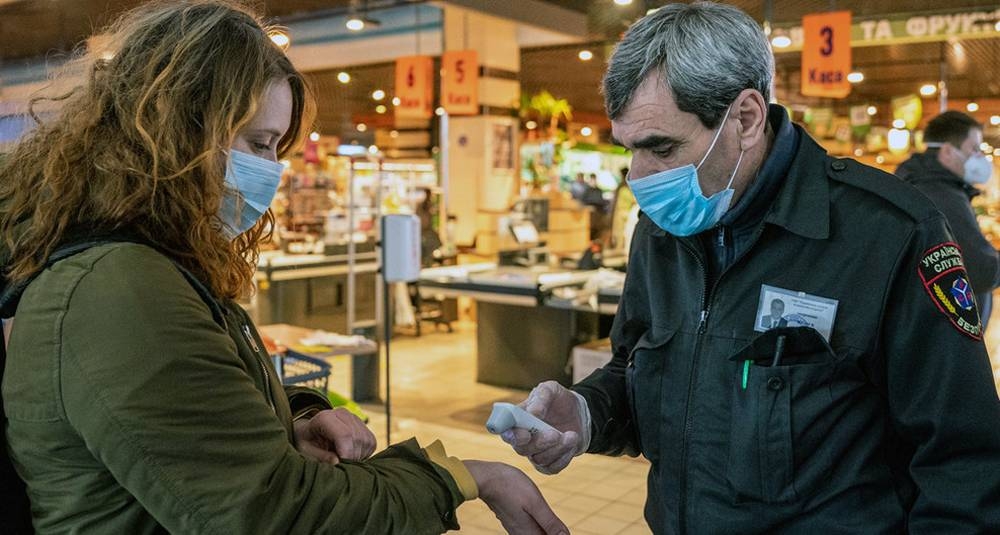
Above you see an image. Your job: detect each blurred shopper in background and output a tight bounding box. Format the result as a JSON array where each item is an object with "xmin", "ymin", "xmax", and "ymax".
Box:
[
  {"xmin": 897, "ymin": 111, "xmax": 999, "ymax": 326},
  {"xmin": 0, "ymin": 1, "xmax": 565, "ymax": 533}
]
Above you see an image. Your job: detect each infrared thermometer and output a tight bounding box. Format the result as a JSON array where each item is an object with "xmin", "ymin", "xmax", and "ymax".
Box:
[{"xmin": 485, "ymin": 402, "xmax": 557, "ymax": 435}]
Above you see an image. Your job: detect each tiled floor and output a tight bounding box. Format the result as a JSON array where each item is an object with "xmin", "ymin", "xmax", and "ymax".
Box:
[
  {"xmin": 320, "ymin": 290, "xmax": 1000, "ymax": 534},
  {"xmin": 323, "ymin": 322, "xmax": 652, "ymax": 534}
]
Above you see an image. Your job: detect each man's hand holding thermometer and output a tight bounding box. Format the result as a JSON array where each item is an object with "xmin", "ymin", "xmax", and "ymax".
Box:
[{"xmin": 488, "ymin": 381, "xmax": 592, "ymax": 475}]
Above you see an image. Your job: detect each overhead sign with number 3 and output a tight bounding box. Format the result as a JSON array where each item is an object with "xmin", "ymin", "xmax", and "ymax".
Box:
[{"xmin": 801, "ymin": 11, "xmax": 852, "ymax": 99}]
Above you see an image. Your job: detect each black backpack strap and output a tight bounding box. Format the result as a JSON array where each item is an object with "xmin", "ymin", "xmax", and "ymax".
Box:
[
  {"xmin": 0, "ymin": 331, "xmax": 32, "ymax": 533},
  {"xmin": 0, "ymin": 237, "xmax": 226, "ymax": 533}
]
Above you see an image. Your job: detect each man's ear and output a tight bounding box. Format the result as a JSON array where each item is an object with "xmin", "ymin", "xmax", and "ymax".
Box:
[{"xmin": 734, "ymin": 89, "xmax": 768, "ymax": 152}]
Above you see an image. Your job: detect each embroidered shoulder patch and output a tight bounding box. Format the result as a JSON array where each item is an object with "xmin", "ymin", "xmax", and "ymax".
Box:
[{"xmin": 918, "ymin": 242, "xmax": 982, "ymax": 340}]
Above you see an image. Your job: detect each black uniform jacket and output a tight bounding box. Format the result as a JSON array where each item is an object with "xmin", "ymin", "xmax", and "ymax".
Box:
[
  {"xmin": 896, "ymin": 152, "xmax": 1000, "ymax": 297},
  {"xmin": 572, "ymin": 128, "xmax": 1000, "ymax": 534}
]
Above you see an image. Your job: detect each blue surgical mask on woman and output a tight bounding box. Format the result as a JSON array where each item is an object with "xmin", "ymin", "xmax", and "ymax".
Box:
[
  {"xmin": 220, "ymin": 150, "xmax": 284, "ymax": 238},
  {"xmin": 629, "ymin": 106, "xmax": 744, "ymax": 236}
]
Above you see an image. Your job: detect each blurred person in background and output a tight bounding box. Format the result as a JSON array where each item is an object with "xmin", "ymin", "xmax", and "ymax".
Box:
[
  {"xmin": 0, "ymin": 2, "xmax": 566, "ymax": 533},
  {"xmin": 896, "ymin": 111, "xmax": 999, "ymax": 327}
]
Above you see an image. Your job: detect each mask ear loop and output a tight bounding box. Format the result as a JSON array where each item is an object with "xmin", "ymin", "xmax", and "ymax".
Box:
[
  {"xmin": 696, "ymin": 105, "xmax": 733, "ymax": 170},
  {"xmin": 725, "ymin": 150, "xmax": 745, "ymax": 191}
]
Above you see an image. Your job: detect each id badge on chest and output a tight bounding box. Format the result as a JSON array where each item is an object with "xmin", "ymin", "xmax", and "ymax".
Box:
[{"xmin": 754, "ymin": 284, "xmax": 839, "ymax": 342}]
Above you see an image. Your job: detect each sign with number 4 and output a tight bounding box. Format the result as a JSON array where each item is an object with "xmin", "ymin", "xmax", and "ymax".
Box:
[{"xmin": 801, "ymin": 11, "xmax": 852, "ymax": 99}]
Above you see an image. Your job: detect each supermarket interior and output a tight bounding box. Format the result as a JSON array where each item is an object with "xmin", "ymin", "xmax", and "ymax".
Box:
[{"xmin": 2, "ymin": 0, "xmax": 1000, "ymax": 533}]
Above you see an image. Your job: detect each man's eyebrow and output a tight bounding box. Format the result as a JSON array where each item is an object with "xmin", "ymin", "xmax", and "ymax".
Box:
[{"xmin": 614, "ymin": 134, "xmax": 681, "ymax": 150}]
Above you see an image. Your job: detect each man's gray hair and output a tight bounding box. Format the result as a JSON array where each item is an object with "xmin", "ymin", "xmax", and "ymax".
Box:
[{"xmin": 603, "ymin": 2, "xmax": 774, "ymax": 128}]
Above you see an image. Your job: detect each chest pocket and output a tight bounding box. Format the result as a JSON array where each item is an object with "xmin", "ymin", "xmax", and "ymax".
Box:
[
  {"xmin": 626, "ymin": 328, "xmax": 677, "ymax": 463},
  {"xmin": 725, "ymin": 326, "xmax": 843, "ymax": 504}
]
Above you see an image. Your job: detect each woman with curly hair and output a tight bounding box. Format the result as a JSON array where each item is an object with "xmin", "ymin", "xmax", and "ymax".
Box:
[{"xmin": 0, "ymin": 2, "xmax": 566, "ymax": 533}]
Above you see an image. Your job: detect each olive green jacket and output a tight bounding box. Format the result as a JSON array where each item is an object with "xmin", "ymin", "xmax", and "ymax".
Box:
[{"xmin": 3, "ymin": 243, "xmax": 469, "ymax": 534}]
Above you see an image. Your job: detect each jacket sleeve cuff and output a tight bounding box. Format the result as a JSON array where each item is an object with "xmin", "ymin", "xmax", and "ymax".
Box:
[
  {"xmin": 284, "ymin": 385, "xmax": 332, "ymax": 421},
  {"xmin": 423, "ymin": 439, "xmax": 478, "ymax": 501}
]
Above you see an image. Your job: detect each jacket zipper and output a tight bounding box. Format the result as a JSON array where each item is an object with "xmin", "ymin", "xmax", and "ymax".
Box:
[
  {"xmin": 677, "ymin": 237, "xmax": 710, "ymax": 535},
  {"xmin": 677, "ymin": 223, "xmax": 766, "ymax": 534},
  {"xmin": 242, "ymin": 323, "xmax": 275, "ymax": 411}
]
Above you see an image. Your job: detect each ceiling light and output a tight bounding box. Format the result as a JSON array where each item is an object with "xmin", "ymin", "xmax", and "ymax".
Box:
[
  {"xmin": 526, "ymin": 121, "xmax": 538, "ymax": 130},
  {"xmin": 614, "ymin": 0, "xmax": 633, "ymax": 5},
  {"xmin": 269, "ymin": 31, "xmax": 290, "ymax": 49},
  {"xmin": 892, "ymin": 119, "xmax": 906, "ymax": 129},
  {"xmin": 390, "ymin": 130, "xmax": 399, "ymax": 138},
  {"xmin": 876, "ymin": 155, "xmax": 885, "ymax": 164},
  {"xmin": 368, "ymin": 145, "xmax": 379, "ymax": 155},
  {"xmin": 847, "ymin": 72, "xmax": 864, "ymax": 83},
  {"xmin": 337, "ymin": 71, "xmax": 351, "ymax": 84},
  {"xmin": 392, "ymin": 97, "xmax": 401, "ymax": 106},
  {"xmin": 581, "ymin": 126, "xmax": 593, "ymax": 136},
  {"xmin": 372, "ymin": 89, "xmax": 385, "ymax": 101},
  {"xmin": 967, "ymin": 102, "xmax": 980, "ymax": 112},
  {"xmin": 346, "ymin": 17, "xmax": 364, "ymax": 31},
  {"xmin": 854, "ymin": 148, "xmax": 864, "ymax": 157},
  {"xmin": 356, "ymin": 123, "xmax": 367, "ymax": 132},
  {"xmin": 309, "ymin": 132, "xmax": 320, "ymax": 142},
  {"xmin": 919, "ymin": 84, "xmax": 937, "ymax": 96},
  {"xmin": 991, "ymin": 115, "xmax": 1000, "ymax": 126},
  {"xmin": 867, "ymin": 106, "xmax": 877, "ymax": 116},
  {"xmin": 578, "ymin": 50, "xmax": 593, "ymax": 61},
  {"xmin": 771, "ymin": 35, "xmax": 792, "ymax": 48},
  {"xmin": 435, "ymin": 107, "xmax": 445, "ymax": 116},
  {"xmin": 376, "ymin": 105, "xmax": 387, "ymax": 114},
  {"xmin": 981, "ymin": 142, "xmax": 992, "ymax": 152},
  {"xmin": 888, "ymin": 128, "xmax": 911, "ymax": 154}
]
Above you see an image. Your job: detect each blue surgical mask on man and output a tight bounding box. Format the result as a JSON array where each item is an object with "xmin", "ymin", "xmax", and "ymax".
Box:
[
  {"xmin": 628, "ymin": 106, "xmax": 745, "ymax": 236},
  {"xmin": 220, "ymin": 150, "xmax": 284, "ymax": 238}
]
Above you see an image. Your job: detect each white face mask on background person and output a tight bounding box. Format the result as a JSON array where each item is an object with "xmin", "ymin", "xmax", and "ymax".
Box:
[
  {"xmin": 926, "ymin": 142, "xmax": 994, "ymax": 185},
  {"xmin": 219, "ymin": 149, "xmax": 284, "ymax": 238},
  {"xmin": 962, "ymin": 153, "xmax": 994, "ymax": 185}
]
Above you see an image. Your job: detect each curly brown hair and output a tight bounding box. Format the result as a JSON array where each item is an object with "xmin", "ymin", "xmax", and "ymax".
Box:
[{"xmin": 0, "ymin": 0, "xmax": 313, "ymax": 299}]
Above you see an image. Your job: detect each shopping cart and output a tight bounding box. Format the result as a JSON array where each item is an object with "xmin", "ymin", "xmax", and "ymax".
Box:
[{"xmin": 280, "ymin": 350, "xmax": 331, "ymax": 392}]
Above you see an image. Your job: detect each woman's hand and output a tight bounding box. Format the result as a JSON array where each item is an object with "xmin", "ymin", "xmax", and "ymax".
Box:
[
  {"xmin": 464, "ymin": 460, "xmax": 569, "ymax": 535},
  {"xmin": 293, "ymin": 408, "xmax": 376, "ymax": 464}
]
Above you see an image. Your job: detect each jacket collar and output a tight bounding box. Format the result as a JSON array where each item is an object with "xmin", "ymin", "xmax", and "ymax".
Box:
[{"xmin": 762, "ymin": 127, "xmax": 830, "ymax": 240}]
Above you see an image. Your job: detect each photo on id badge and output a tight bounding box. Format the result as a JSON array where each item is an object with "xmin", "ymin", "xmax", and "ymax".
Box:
[{"xmin": 755, "ymin": 284, "xmax": 839, "ymax": 341}]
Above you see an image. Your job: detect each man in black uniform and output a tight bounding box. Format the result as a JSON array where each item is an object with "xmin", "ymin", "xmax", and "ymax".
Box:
[
  {"xmin": 500, "ymin": 3, "xmax": 1000, "ymax": 533},
  {"xmin": 896, "ymin": 111, "xmax": 999, "ymax": 326}
]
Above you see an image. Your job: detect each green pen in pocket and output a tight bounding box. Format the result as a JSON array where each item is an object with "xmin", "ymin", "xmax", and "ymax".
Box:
[{"xmin": 742, "ymin": 334, "xmax": 786, "ymax": 390}]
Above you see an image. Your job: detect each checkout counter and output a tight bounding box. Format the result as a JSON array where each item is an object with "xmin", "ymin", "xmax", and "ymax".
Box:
[
  {"xmin": 418, "ymin": 261, "xmax": 624, "ymax": 390},
  {"xmin": 249, "ymin": 245, "xmax": 378, "ymax": 334}
]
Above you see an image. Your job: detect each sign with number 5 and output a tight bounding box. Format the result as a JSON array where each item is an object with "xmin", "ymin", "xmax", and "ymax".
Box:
[
  {"xmin": 441, "ymin": 50, "xmax": 479, "ymax": 116},
  {"xmin": 801, "ymin": 11, "xmax": 852, "ymax": 98}
]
